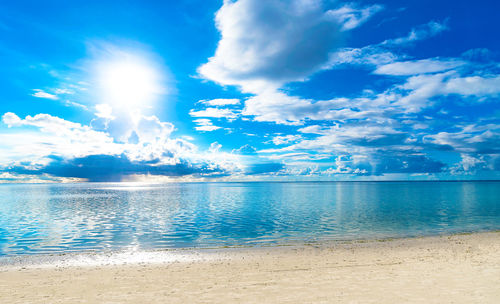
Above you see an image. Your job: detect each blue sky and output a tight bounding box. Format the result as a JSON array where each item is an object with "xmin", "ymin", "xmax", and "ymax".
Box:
[{"xmin": 0, "ymin": 0, "xmax": 499, "ymax": 182}]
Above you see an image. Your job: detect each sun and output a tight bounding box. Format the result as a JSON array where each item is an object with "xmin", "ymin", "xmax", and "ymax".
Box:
[{"xmin": 95, "ymin": 52, "xmax": 165, "ymax": 109}]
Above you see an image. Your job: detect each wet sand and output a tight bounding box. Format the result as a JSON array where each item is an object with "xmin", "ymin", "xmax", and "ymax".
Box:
[{"xmin": 1, "ymin": 231, "xmax": 499, "ymax": 303}]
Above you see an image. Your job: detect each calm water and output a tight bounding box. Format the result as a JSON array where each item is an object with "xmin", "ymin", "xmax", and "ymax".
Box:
[{"xmin": 0, "ymin": 181, "xmax": 499, "ymax": 256}]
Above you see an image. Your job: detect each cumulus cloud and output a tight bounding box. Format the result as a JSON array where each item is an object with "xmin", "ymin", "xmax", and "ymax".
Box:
[
  {"xmin": 450, "ymin": 154, "xmax": 489, "ymax": 175},
  {"xmin": 135, "ymin": 115, "xmax": 175, "ymax": 143},
  {"xmin": 198, "ymin": 0, "xmax": 379, "ymax": 93},
  {"xmin": 1, "ymin": 112, "xmax": 117, "ymax": 159},
  {"xmin": 0, "ymin": 111, "xmax": 245, "ymax": 181}
]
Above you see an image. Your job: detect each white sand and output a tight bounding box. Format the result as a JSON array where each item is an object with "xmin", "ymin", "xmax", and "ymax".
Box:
[{"xmin": 1, "ymin": 232, "xmax": 499, "ymax": 303}]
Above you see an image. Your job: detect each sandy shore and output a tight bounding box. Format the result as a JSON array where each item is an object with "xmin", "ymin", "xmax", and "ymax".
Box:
[{"xmin": 1, "ymin": 232, "xmax": 499, "ymax": 303}]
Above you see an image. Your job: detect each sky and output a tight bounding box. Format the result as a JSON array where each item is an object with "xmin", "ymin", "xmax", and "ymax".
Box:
[{"xmin": 0, "ymin": 0, "xmax": 499, "ymax": 182}]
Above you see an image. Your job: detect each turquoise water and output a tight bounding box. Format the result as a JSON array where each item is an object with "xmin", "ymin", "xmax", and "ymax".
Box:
[{"xmin": 0, "ymin": 181, "xmax": 498, "ymax": 256}]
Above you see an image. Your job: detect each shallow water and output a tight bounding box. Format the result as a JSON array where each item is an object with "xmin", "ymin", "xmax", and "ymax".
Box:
[{"xmin": 0, "ymin": 181, "xmax": 499, "ymax": 256}]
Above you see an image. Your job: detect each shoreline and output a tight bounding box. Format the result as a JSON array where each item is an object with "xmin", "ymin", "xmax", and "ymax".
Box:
[
  {"xmin": 1, "ymin": 231, "xmax": 499, "ymax": 303},
  {"xmin": 1, "ymin": 229, "xmax": 499, "ymax": 269}
]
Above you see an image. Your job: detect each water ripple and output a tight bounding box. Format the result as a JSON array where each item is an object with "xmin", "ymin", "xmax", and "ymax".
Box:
[{"xmin": 0, "ymin": 181, "xmax": 499, "ymax": 256}]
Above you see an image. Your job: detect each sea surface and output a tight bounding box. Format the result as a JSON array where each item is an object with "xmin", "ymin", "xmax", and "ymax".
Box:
[{"xmin": 0, "ymin": 181, "xmax": 499, "ymax": 256}]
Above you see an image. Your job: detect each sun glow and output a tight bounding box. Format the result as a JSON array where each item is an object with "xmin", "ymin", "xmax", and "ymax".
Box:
[{"xmin": 95, "ymin": 51, "xmax": 165, "ymax": 109}]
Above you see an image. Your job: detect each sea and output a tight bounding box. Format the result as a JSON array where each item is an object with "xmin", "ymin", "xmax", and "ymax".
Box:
[{"xmin": 0, "ymin": 181, "xmax": 499, "ymax": 257}]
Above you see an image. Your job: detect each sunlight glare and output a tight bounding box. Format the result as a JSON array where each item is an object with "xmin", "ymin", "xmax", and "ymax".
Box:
[{"xmin": 96, "ymin": 53, "xmax": 165, "ymax": 109}]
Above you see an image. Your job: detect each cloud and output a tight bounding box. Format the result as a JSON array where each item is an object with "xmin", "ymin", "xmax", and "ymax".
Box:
[
  {"xmin": 193, "ymin": 119, "xmax": 221, "ymax": 132},
  {"xmin": 393, "ymin": 72, "xmax": 500, "ymax": 112},
  {"xmin": 297, "ymin": 124, "xmax": 406, "ymax": 149},
  {"xmin": 234, "ymin": 144, "xmax": 257, "ymax": 155},
  {"xmin": 423, "ymin": 124, "xmax": 500, "ymax": 154},
  {"xmin": 326, "ymin": 20, "xmax": 449, "ymax": 69},
  {"xmin": 94, "ymin": 104, "xmax": 114, "ymax": 119},
  {"xmin": 443, "ymin": 75, "xmax": 500, "ymax": 96},
  {"xmin": 0, "ymin": 111, "xmax": 245, "ymax": 181},
  {"xmin": 374, "ymin": 58, "xmax": 465, "ymax": 76},
  {"xmin": 271, "ymin": 134, "xmax": 303, "ymax": 145},
  {"xmin": 209, "ymin": 142, "xmax": 222, "ymax": 153},
  {"xmin": 2, "ymin": 112, "xmax": 22, "ymax": 126},
  {"xmin": 189, "ymin": 107, "xmax": 240, "ymax": 119},
  {"xmin": 198, "ymin": 0, "xmax": 378, "ymax": 92},
  {"xmin": 326, "ymin": 3, "xmax": 383, "ymax": 31},
  {"xmin": 381, "ymin": 20, "xmax": 448, "ymax": 46},
  {"xmin": 1, "ymin": 112, "xmax": 117, "ymax": 159},
  {"xmin": 199, "ymin": 98, "xmax": 240, "ymax": 106},
  {"xmin": 31, "ymin": 89, "xmax": 58, "ymax": 100},
  {"xmin": 135, "ymin": 115, "xmax": 175, "ymax": 143},
  {"xmin": 265, "ymin": 152, "xmax": 445, "ymax": 176},
  {"xmin": 214, "ymin": 17, "xmax": 469, "ymax": 127},
  {"xmin": 450, "ymin": 154, "xmax": 490, "ymax": 175},
  {"xmin": 461, "ymin": 48, "xmax": 496, "ymax": 62},
  {"xmin": 2, "ymin": 154, "xmax": 227, "ymax": 182},
  {"xmin": 327, "ymin": 46, "xmax": 399, "ymax": 68},
  {"xmin": 323, "ymin": 155, "xmax": 368, "ymax": 175}
]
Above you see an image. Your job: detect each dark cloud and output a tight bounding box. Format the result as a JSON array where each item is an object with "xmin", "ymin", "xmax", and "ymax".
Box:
[{"xmin": 2, "ymin": 154, "xmax": 227, "ymax": 182}]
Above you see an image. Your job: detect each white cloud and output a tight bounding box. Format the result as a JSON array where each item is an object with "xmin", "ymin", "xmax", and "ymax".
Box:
[
  {"xmin": 1, "ymin": 112, "xmax": 119, "ymax": 160},
  {"xmin": 2, "ymin": 112, "xmax": 22, "ymax": 126},
  {"xmin": 423, "ymin": 124, "xmax": 500, "ymax": 154},
  {"xmin": 444, "ymin": 75, "xmax": 500, "ymax": 96},
  {"xmin": 261, "ymin": 124, "xmax": 405, "ymax": 156},
  {"xmin": 327, "ymin": 46, "xmax": 399, "ymax": 68},
  {"xmin": 193, "ymin": 119, "xmax": 221, "ymax": 132},
  {"xmin": 382, "ymin": 20, "xmax": 448, "ymax": 46},
  {"xmin": 0, "ymin": 111, "xmax": 247, "ymax": 180},
  {"xmin": 94, "ymin": 104, "xmax": 114, "ymax": 119},
  {"xmin": 189, "ymin": 107, "xmax": 240, "ymax": 119},
  {"xmin": 393, "ymin": 72, "xmax": 500, "ymax": 112},
  {"xmin": 54, "ymin": 88, "xmax": 74, "ymax": 95},
  {"xmin": 450, "ymin": 154, "xmax": 489, "ymax": 175},
  {"xmin": 326, "ymin": 4, "xmax": 383, "ymax": 31},
  {"xmin": 271, "ymin": 134, "xmax": 303, "ymax": 145},
  {"xmin": 198, "ymin": 0, "xmax": 368, "ymax": 93},
  {"xmin": 374, "ymin": 58, "xmax": 465, "ymax": 76},
  {"xmin": 326, "ymin": 21, "xmax": 449, "ymax": 70},
  {"xmin": 135, "ymin": 115, "xmax": 175, "ymax": 143},
  {"xmin": 199, "ymin": 98, "xmax": 240, "ymax": 106},
  {"xmin": 31, "ymin": 89, "xmax": 58, "ymax": 100},
  {"xmin": 209, "ymin": 142, "xmax": 222, "ymax": 153}
]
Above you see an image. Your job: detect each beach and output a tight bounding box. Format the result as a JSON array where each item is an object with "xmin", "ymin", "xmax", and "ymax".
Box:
[{"xmin": 1, "ymin": 231, "xmax": 499, "ymax": 303}]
